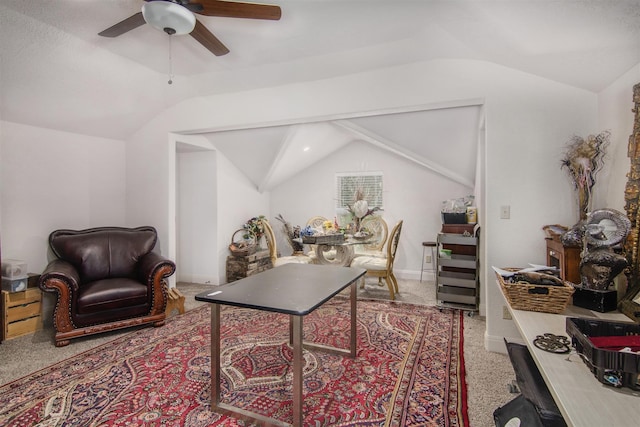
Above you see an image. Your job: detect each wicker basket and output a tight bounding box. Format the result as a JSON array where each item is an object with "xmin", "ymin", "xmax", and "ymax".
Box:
[
  {"xmin": 228, "ymin": 229, "xmax": 257, "ymax": 257},
  {"xmin": 497, "ymin": 268, "xmax": 574, "ymax": 314}
]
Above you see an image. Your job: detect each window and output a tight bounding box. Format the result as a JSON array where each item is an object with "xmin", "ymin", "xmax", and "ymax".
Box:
[{"xmin": 335, "ymin": 172, "xmax": 384, "ymax": 210}]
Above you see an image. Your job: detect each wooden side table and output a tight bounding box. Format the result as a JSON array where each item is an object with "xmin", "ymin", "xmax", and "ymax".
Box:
[
  {"xmin": 1, "ymin": 287, "xmax": 43, "ymax": 341},
  {"xmin": 545, "ymin": 238, "xmax": 581, "ymax": 284}
]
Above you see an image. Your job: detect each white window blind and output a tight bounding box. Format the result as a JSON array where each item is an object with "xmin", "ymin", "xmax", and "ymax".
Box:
[{"xmin": 335, "ymin": 172, "xmax": 384, "ymax": 210}]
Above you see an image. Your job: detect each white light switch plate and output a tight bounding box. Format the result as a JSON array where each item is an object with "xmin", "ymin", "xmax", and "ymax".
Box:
[{"xmin": 500, "ymin": 205, "xmax": 510, "ymax": 219}]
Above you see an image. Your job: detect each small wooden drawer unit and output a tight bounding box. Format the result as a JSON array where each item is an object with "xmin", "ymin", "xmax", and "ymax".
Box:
[
  {"xmin": 545, "ymin": 238, "xmax": 581, "ymax": 284},
  {"xmin": 2, "ymin": 288, "xmax": 43, "ymax": 340}
]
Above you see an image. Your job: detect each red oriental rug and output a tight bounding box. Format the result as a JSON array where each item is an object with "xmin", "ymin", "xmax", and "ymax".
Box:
[{"xmin": 0, "ymin": 298, "xmax": 468, "ymax": 426}]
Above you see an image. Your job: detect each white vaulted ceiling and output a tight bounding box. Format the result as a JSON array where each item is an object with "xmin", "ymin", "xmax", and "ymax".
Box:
[
  {"xmin": 1, "ymin": 0, "xmax": 640, "ymax": 141},
  {"xmin": 203, "ymin": 104, "xmax": 481, "ymax": 191}
]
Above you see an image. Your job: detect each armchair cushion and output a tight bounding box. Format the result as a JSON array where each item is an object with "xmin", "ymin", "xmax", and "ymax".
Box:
[{"xmin": 77, "ymin": 278, "xmax": 148, "ymax": 314}]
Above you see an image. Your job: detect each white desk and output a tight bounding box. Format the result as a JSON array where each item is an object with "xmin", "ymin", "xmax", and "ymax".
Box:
[{"xmin": 508, "ymin": 304, "xmax": 640, "ymax": 427}]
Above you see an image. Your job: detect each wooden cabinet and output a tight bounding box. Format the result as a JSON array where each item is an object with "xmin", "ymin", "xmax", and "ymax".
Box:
[
  {"xmin": 2, "ymin": 288, "xmax": 43, "ymax": 340},
  {"xmin": 545, "ymin": 238, "xmax": 581, "ymax": 284},
  {"xmin": 436, "ymin": 224, "xmax": 480, "ymax": 313}
]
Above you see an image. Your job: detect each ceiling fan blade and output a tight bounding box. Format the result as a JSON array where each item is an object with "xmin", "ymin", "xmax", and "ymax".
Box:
[
  {"xmin": 192, "ymin": 0, "xmax": 281, "ymax": 20},
  {"xmin": 190, "ymin": 19, "xmax": 230, "ymax": 56},
  {"xmin": 98, "ymin": 12, "xmax": 147, "ymax": 37}
]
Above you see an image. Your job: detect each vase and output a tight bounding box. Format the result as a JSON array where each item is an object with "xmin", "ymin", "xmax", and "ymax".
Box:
[
  {"xmin": 255, "ymin": 235, "xmax": 264, "ymax": 250},
  {"xmin": 578, "ymin": 186, "xmax": 590, "ymax": 221}
]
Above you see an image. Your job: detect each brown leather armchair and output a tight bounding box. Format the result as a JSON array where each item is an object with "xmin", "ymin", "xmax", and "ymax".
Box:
[{"xmin": 39, "ymin": 226, "xmax": 176, "ymax": 347}]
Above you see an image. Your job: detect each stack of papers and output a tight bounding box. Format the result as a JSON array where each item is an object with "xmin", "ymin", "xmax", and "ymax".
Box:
[{"xmin": 492, "ymin": 264, "xmax": 559, "ymax": 278}]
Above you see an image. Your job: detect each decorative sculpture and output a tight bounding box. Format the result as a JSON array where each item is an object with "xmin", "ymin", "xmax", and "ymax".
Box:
[{"xmin": 562, "ymin": 209, "xmax": 630, "ymax": 290}]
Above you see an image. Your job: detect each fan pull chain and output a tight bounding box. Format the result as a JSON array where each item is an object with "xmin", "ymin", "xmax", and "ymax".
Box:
[{"xmin": 168, "ymin": 35, "xmax": 174, "ymax": 85}]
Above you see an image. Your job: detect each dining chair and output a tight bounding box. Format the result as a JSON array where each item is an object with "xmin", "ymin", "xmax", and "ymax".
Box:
[
  {"xmin": 305, "ymin": 216, "xmax": 332, "ymax": 261},
  {"xmin": 261, "ymin": 218, "xmax": 313, "ymax": 267},
  {"xmin": 354, "ymin": 215, "xmax": 389, "ymax": 258},
  {"xmin": 350, "ymin": 220, "xmax": 403, "ymax": 300},
  {"xmin": 306, "ymin": 216, "xmax": 328, "ymax": 230}
]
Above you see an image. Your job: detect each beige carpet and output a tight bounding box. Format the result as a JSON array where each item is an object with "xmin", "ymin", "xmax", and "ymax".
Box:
[{"xmin": 0, "ymin": 277, "xmax": 515, "ymax": 427}]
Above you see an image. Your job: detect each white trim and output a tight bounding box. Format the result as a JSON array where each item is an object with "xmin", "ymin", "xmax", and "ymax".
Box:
[
  {"xmin": 167, "ymin": 133, "xmax": 216, "ymax": 288},
  {"xmin": 175, "ymin": 98, "xmax": 486, "ymax": 136},
  {"xmin": 167, "ymin": 134, "xmax": 177, "ymax": 289},
  {"xmin": 334, "ymin": 120, "xmax": 475, "ymax": 189},
  {"xmin": 335, "ymin": 171, "xmax": 384, "ymax": 177},
  {"xmin": 485, "ymin": 332, "xmax": 523, "ymax": 354},
  {"xmin": 258, "ymin": 125, "xmax": 300, "ymax": 193}
]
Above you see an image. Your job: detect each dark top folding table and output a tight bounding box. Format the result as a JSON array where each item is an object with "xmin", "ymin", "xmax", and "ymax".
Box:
[{"xmin": 195, "ymin": 263, "xmax": 366, "ymax": 426}]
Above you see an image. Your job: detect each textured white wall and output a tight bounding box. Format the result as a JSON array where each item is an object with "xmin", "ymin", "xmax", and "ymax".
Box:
[
  {"xmin": 177, "ymin": 150, "xmax": 218, "ymax": 284},
  {"xmin": 269, "ymin": 139, "xmax": 472, "ymax": 276},
  {"xmin": 0, "ymin": 121, "xmax": 126, "ymax": 273},
  {"xmin": 598, "ymin": 64, "xmax": 640, "ymax": 212},
  {"xmin": 214, "ymin": 153, "xmax": 271, "ymax": 284}
]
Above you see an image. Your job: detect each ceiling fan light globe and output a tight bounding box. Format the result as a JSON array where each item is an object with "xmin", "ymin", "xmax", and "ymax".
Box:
[{"xmin": 142, "ymin": 1, "xmax": 196, "ymax": 36}]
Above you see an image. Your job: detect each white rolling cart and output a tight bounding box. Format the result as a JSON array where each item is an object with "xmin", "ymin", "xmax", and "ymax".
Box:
[{"xmin": 436, "ymin": 226, "xmax": 479, "ymax": 315}]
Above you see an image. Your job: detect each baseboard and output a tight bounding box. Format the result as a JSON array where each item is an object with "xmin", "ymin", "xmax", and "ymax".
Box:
[
  {"xmin": 395, "ymin": 269, "xmax": 435, "ymax": 282},
  {"xmin": 485, "ymin": 332, "xmax": 525, "ymax": 354},
  {"xmin": 177, "ymin": 274, "xmax": 218, "ymax": 285}
]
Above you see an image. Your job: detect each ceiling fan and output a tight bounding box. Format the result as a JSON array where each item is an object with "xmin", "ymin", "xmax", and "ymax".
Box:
[{"xmin": 98, "ymin": 0, "xmax": 282, "ymax": 56}]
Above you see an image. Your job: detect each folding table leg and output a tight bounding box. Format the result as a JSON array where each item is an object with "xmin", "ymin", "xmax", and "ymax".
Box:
[
  {"xmin": 210, "ymin": 304, "xmax": 221, "ymax": 411},
  {"xmin": 291, "ymin": 314, "xmax": 303, "ymax": 427}
]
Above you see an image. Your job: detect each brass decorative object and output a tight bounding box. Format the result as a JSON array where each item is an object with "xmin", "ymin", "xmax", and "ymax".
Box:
[
  {"xmin": 562, "ymin": 208, "xmax": 630, "ymax": 290},
  {"xmin": 533, "ymin": 333, "xmax": 571, "ymax": 354},
  {"xmin": 624, "ymin": 82, "xmax": 640, "ymax": 286}
]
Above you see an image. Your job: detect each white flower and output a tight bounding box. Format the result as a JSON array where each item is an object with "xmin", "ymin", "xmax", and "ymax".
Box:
[{"xmin": 353, "ymin": 200, "xmax": 369, "ymax": 218}]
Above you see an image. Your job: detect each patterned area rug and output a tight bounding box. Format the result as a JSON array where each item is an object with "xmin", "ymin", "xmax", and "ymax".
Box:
[{"xmin": 0, "ymin": 298, "xmax": 468, "ymax": 426}]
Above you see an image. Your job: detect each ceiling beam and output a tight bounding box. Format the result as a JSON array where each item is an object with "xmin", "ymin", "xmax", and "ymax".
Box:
[
  {"xmin": 257, "ymin": 125, "xmax": 300, "ymax": 193},
  {"xmin": 333, "ymin": 120, "xmax": 475, "ymax": 189}
]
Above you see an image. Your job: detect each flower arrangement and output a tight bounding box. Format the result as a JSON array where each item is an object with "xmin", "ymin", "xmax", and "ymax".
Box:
[
  {"xmin": 275, "ymin": 214, "xmax": 304, "ymax": 253},
  {"xmin": 347, "ymin": 188, "xmax": 380, "ymax": 232},
  {"xmin": 561, "ymin": 131, "xmax": 610, "ymax": 221},
  {"xmin": 243, "ymin": 215, "xmax": 266, "ymax": 240},
  {"xmin": 322, "ymin": 220, "xmax": 336, "ymax": 232}
]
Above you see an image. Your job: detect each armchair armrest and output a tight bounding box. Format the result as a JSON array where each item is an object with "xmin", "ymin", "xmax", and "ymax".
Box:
[
  {"xmin": 138, "ymin": 252, "xmax": 176, "ymax": 317},
  {"xmin": 39, "ymin": 259, "xmax": 80, "ymax": 293},
  {"xmin": 38, "ymin": 259, "xmax": 81, "ymax": 337},
  {"xmin": 138, "ymin": 252, "xmax": 176, "ymax": 284}
]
